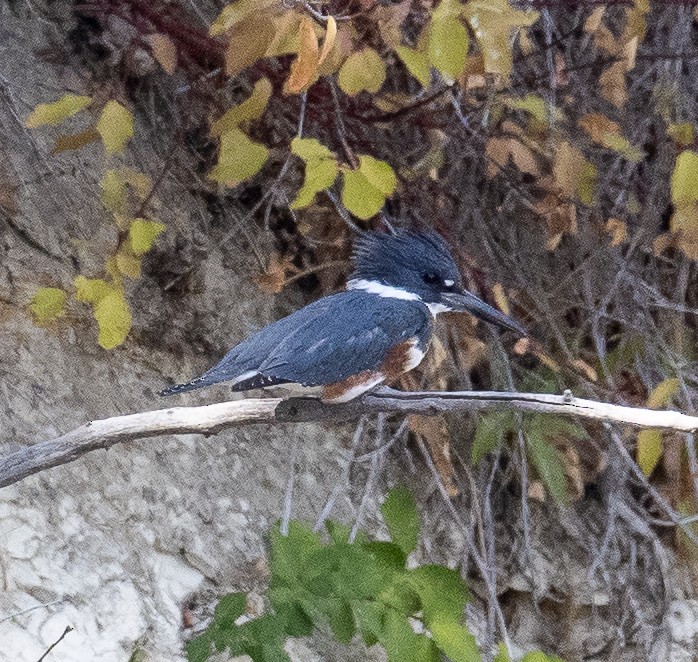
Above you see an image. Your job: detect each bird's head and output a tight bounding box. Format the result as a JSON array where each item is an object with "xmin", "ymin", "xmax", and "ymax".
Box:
[{"xmin": 348, "ymin": 230, "xmax": 526, "ymax": 335}]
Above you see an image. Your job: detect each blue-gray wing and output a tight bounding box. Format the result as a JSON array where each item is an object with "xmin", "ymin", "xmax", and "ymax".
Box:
[{"xmin": 160, "ymin": 291, "xmax": 431, "ymax": 395}]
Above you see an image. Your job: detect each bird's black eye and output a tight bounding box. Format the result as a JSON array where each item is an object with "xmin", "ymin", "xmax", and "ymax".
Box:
[{"xmin": 423, "ymin": 273, "xmax": 440, "ymax": 285}]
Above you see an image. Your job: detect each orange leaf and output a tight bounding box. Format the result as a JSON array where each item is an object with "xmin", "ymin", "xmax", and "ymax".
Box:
[
  {"xmin": 146, "ymin": 33, "xmax": 178, "ymax": 75},
  {"xmin": 52, "ymin": 127, "xmax": 100, "ymax": 154},
  {"xmin": 285, "ymin": 16, "xmax": 320, "ymax": 94}
]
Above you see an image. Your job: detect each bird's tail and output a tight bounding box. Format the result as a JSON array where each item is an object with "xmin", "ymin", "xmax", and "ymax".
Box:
[{"xmin": 159, "ymin": 375, "xmax": 216, "ymax": 397}]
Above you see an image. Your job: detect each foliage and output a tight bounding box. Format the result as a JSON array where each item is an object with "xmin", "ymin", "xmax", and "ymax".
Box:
[{"xmin": 186, "ymin": 488, "xmax": 564, "ymax": 662}]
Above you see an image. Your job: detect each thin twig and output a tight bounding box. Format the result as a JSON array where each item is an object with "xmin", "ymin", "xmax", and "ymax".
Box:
[{"xmin": 36, "ymin": 626, "xmax": 73, "ymax": 662}]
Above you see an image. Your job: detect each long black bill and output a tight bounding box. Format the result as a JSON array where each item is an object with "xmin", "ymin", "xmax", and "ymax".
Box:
[{"xmin": 441, "ymin": 290, "xmax": 527, "ymax": 336}]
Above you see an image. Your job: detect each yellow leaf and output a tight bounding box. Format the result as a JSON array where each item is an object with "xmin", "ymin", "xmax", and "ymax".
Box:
[
  {"xmin": 210, "ymin": 78, "xmax": 273, "ymax": 137},
  {"xmin": 116, "ymin": 251, "xmax": 142, "ymax": 279},
  {"xmin": 146, "ymin": 33, "xmax": 178, "ymax": 75},
  {"xmin": 96, "ymin": 101, "xmax": 134, "ymax": 154},
  {"xmin": 317, "ymin": 16, "xmax": 337, "ymax": 67},
  {"xmin": 225, "ymin": 17, "xmax": 276, "ymax": 77},
  {"xmin": 395, "ymin": 46, "xmax": 431, "ymax": 87},
  {"xmin": 100, "ymin": 169, "xmax": 127, "ymax": 215},
  {"xmin": 338, "ymin": 48, "xmax": 386, "ymax": 96},
  {"xmin": 52, "ymin": 127, "xmax": 100, "ymax": 154},
  {"xmin": 210, "ymin": 4, "xmax": 240, "ymax": 35},
  {"xmin": 463, "ymin": 0, "xmax": 539, "ymax": 82},
  {"xmin": 285, "ymin": 16, "xmax": 320, "ymax": 94},
  {"xmin": 503, "ymin": 94, "xmax": 558, "ymax": 123},
  {"xmin": 491, "ymin": 283, "xmax": 510, "ymax": 315},
  {"xmin": 577, "ymin": 161, "xmax": 597, "ymax": 205},
  {"xmin": 94, "ymin": 289, "xmax": 132, "ymax": 349},
  {"xmin": 671, "ymin": 151, "xmax": 698, "ymax": 207},
  {"xmin": 647, "ymin": 377, "xmax": 680, "ymax": 409},
  {"xmin": 427, "ymin": 15, "xmax": 468, "ymax": 81},
  {"xmin": 637, "ymin": 429, "xmax": 662, "ymax": 476},
  {"xmin": 30, "ymin": 287, "xmax": 67, "ymax": 324},
  {"xmin": 290, "ymin": 137, "xmax": 338, "ymax": 209},
  {"xmin": 118, "ymin": 168, "xmax": 153, "ymax": 199},
  {"xmin": 209, "ymin": 128, "xmax": 269, "ymax": 186},
  {"xmin": 25, "ymin": 94, "xmax": 91, "ymax": 128},
  {"xmin": 74, "ymin": 276, "xmax": 112, "ymax": 303},
  {"xmin": 341, "ymin": 155, "xmax": 397, "ymax": 220},
  {"xmin": 129, "ymin": 218, "xmax": 166, "ymax": 255},
  {"xmin": 668, "ymin": 123, "xmax": 695, "ymax": 146}
]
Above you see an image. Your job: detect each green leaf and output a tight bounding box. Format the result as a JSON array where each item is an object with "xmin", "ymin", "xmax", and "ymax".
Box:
[
  {"xmin": 209, "ymin": 128, "xmax": 269, "ymax": 186},
  {"xmin": 129, "ymin": 219, "xmax": 166, "ymax": 256},
  {"xmin": 100, "ymin": 169, "xmax": 127, "ymax": 215},
  {"xmin": 428, "ymin": 16, "xmax": 468, "ymax": 81},
  {"xmin": 270, "ymin": 521, "xmax": 323, "ymax": 584},
  {"xmin": 671, "ymin": 150, "xmax": 698, "ymax": 207},
  {"xmin": 637, "ymin": 429, "xmax": 663, "ymax": 476},
  {"xmin": 362, "ymin": 541, "xmax": 407, "ymax": 570},
  {"xmin": 430, "ymin": 620, "xmax": 481, "ymax": 662},
  {"xmin": 527, "ymin": 424, "xmax": 568, "ymax": 504},
  {"xmin": 380, "ymin": 609, "xmax": 438, "ymax": 662},
  {"xmin": 521, "ymin": 652, "xmax": 566, "ymax": 662},
  {"xmin": 494, "ymin": 642, "xmax": 511, "ymax": 662},
  {"xmin": 328, "ymin": 599, "xmax": 356, "ymax": 643},
  {"xmin": 338, "ymin": 48, "xmax": 387, "ymax": 96},
  {"xmin": 341, "ymin": 155, "xmax": 397, "ymax": 220},
  {"xmin": 210, "ymin": 78, "xmax": 273, "ymax": 137},
  {"xmin": 395, "ymin": 46, "xmax": 431, "ymax": 87},
  {"xmin": 472, "ymin": 412, "xmax": 513, "ymax": 463},
  {"xmin": 96, "ymin": 101, "xmax": 134, "ymax": 154},
  {"xmin": 185, "ymin": 632, "xmax": 215, "ymax": 662},
  {"xmin": 405, "ymin": 565, "xmax": 469, "ymax": 625},
  {"xmin": 381, "ymin": 487, "xmax": 419, "ymax": 555},
  {"xmin": 290, "ymin": 137, "xmax": 338, "ymax": 209},
  {"xmin": 30, "ymin": 287, "xmax": 67, "ymax": 324},
  {"xmin": 74, "ymin": 276, "xmax": 112, "ymax": 304},
  {"xmin": 213, "ymin": 593, "xmax": 247, "ymax": 630},
  {"xmin": 94, "ymin": 288, "xmax": 132, "ymax": 349},
  {"xmin": 352, "ymin": 600, "xmax": 384, "ymax": 647},
  {"xmin": 278, "ymin": 602, "xmax": 314, "ymax": 637},
  {"xmin": 25, "ymin": 94, "xmax": 91, "ymax": 128}
]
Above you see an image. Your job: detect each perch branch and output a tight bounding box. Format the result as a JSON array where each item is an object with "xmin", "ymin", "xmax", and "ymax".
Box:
[{"xmin": 2, "ymin": 389, "xmax": 697, "ymax": 489}]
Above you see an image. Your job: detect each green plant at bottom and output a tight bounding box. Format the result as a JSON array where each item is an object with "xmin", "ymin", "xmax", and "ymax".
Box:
[{"xmin": 186, "ymin": 487, "xmax": 565, "ymax": 662}]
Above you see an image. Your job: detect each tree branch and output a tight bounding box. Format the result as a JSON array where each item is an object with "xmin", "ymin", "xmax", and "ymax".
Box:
[{"xmin": 2, "ymin": 389, "xmax": 697, "ymax": 490}]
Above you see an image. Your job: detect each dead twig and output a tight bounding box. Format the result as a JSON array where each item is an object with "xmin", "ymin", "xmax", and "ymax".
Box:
[{"xmin": 2, "ymin": 389, "xmax": 698, "ymax": 490}]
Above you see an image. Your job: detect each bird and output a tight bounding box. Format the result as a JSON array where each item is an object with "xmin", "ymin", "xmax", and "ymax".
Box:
[{"xmin": 159, "ymin": 230, "xmax": 526, "ymax": 403}]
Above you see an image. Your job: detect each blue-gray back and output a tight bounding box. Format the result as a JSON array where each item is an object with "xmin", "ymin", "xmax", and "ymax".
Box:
[{"xmin": 204, "ymin": 290, "xmax": 433, "ymax": 386}]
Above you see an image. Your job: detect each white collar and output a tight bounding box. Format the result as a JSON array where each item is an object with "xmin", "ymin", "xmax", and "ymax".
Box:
[{"xmin": 346, "ymin": 278, "xmax": 451, "ymax": 318}]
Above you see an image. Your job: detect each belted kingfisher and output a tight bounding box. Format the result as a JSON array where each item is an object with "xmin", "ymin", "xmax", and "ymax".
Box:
[{"xmin": 160, "ymin": 231, "xmax": 526, "ymax": 402}]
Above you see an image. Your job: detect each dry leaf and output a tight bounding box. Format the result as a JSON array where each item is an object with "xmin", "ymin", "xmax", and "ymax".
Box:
[
  {"xmin": 146, "ymin": 33, "xmax": 177, "ymax": 74},
  {"xmin": 486, "ymin": 137, "xmax": 539, "ymax": 177},
  {"xmin": 579, "ymin": 113, "xmax": 620, "ymax": 143},
  {"xmin": 528, "ymin": 481, "xmax": 546, "ymax": 502},
  {"xmin": 605, "ymin": 218, "xmax": 628, "ymax": 246},
  {"xmin": 285, "ymin": 16, "xmax": 320, "ymax": 94},
  {"xmin": 514, "ymin": 337, "xmax": 532, "ymax": 355},
  {"xmin": 409, "ymin": 415, "xmax": 459, "ymax": 497},
  {"xmin": 257, "ymin": 253, "xmax": 294, "ymax": 294},
  {"xmin": 317, "ymin": 16, "xmax": 337, "ymax": 67},
  {"xmin": 572, "ymin": 359, "xmax": 598, "ymax": 382}
]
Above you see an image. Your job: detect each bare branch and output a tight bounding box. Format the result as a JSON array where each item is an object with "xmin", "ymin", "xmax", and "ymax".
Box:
[{"xmin": 2, "ymin": 389, "xmax": 698, "ymax": 490}]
